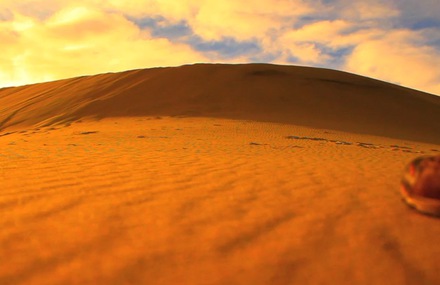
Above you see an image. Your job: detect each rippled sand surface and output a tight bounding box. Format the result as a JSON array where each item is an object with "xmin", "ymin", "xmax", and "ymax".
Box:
[{"xmin": 1, "ymin": 117, "xmax": 439, "ymax": 285}]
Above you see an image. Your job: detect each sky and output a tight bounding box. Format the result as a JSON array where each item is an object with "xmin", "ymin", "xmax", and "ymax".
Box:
[{"xmin": 0, "ymin": 0, "xmax": 440, "ymax": 95}]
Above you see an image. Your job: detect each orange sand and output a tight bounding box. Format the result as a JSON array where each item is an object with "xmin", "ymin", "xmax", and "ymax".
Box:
[
  {"xmin": 1, "ymin": 117, "xmax": 440, "ymax": 285},
  {"xmin": 1, "ymin": 64, "xmax": 440, "ymax": 284}
]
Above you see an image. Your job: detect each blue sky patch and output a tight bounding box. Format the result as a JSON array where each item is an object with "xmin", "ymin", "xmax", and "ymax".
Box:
[
  {"xmin": 129, "ymin": 16, "xmax": 165, "ymax": 30},
  {"xmin": 151, "ymin": 21, "xmax": 192, "ymax": 39},
  {"xmin": 249, "ymin": 52, "xmax": 282, "ymax": 63},
  {"xmin": 187, "ymin": 36, "xmax": 262, "ymax": 58},
  {"xmin": 409, "ymin": 18, "xmax": 440, "ymax": 30},
  {"xmin": 130, "ymin": 16, "xmax": 192, "ymax": 39},
  {"xmin": 131, "ymin": 16, "xmax": 262, "ymax": 59},
  {"xmin": 286, "ymin": 54, "xmax": 301, "ymax": 64}
]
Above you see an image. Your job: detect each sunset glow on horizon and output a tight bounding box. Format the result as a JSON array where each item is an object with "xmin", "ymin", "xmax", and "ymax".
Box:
[{"xmin": 1, "ymin": 0, "xmax": 439, "ymax": 95}]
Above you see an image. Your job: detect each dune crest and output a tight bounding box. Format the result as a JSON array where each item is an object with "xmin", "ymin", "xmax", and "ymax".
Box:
[{"xmin": 0, "ymin": 63, "xmax": 439, "ymax": 143}]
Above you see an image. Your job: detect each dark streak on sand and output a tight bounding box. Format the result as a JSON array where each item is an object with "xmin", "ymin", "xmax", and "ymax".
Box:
[
  {"xmin": 0, "ymin": 132, "xmax": 15, "ymax": 137},
  {"xmin": 218, "ymin": 212, "xmax": 295, "ymax": 253},
  {"xmin": 78, "ymin": 131, "xmax": 99, "ymax": 135},
  {"xmin": 286, "ymin": 135, "xmax": 425, "ymax": 153},
  {"xmin": 247, "ymin": 69, "xmax": 288, "ymax": 77}
]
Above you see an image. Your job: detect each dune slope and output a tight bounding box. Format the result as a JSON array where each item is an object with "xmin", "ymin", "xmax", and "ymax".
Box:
[
  {"xmin": 1, "ymin": 64, "xmax": 440, "ymax": 284},
  {"xmin": 0, "ymin": 63, "xmax": 439, "ymax": 143}
]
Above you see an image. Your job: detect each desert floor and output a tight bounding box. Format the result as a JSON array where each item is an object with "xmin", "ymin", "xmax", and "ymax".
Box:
[{"xmin": 1, "ymin": 116, "xmax": 439, "ymax": 285}]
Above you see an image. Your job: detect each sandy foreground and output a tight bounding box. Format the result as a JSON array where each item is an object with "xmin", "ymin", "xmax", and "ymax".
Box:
[{"xmin": 1, "ymin": 116, "xmax": 439, "ymax": 285}]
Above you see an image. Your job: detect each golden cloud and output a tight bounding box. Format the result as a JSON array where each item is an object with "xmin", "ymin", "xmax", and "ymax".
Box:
[
  {"xmin": 102, "ymin": 0, "xmax": 314, "ymax": 40},
  {"xmin": 0, "ymin": 3, "xmax": 207, "ymax": 87},
  {"xmin": 104, "ymin": 0, "xmax": 198, "ymax": 20},
  {"xmin": 344, "ymin": 30, "xmax": 440, "ymax": 95},
  {"xmin": 275, "ymin": 20, "xmax": 350, "ymax": 63},
  {"xmin": 0, "ymin": 0, "xmax": 439, "ymax": 95},
  {"xmin": 191, "ymin": 0, "xmax": 313, "ymax": 41}
]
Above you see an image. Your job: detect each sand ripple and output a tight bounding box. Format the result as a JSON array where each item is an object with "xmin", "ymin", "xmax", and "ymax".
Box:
[{"xmin": 1, "ymin": 117, "xmax": 439, "ymax": 285}]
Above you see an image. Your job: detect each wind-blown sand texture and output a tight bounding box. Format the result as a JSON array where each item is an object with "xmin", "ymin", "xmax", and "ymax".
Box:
[{"xmin": 1, "ymin": 64, "xmax": 440, "ymax": 284}]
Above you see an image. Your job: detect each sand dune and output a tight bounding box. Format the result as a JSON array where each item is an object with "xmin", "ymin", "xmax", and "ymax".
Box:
[
  {"xmin": 1, "ymin": 64, "xmax": 440, "ymax": 284},
  {"xmin": 1, "ymin": 64, "xmax": 439, "ymax": 143}
]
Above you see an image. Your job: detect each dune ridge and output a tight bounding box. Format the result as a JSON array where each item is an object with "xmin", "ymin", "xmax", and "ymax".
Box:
[{"xmin": 1, "ymin": 63, "xmax": 439, "ymax": 143}]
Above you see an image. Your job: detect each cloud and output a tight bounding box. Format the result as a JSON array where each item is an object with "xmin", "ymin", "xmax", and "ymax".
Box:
[
  {"xmin": 0, "ymin": 3, "xmax": 207, "ymax": 87},
  {"xmin": 0, "ymin": 0, "xmax": 439, "ymax": 95},
  {"xmin": 339, "ymin": 1, "xmax": 400, "ymax": 20},
  {"xmin": 104, "ymin": 0, "xmax": 314, "ymax": 41},
  {"xmin": 275, "ymin": 20, "xmax": 350, "ymax": 63},
  {"xmin": 344, "ymin": 30, "xmax": 440, "ymax": 94},
  {"xmin": 0, "ymin": 0, "xmax": 66, "ymax": 21},
  {"xmin": 268, "ymin": 2, "xmax": 440, "ymax": 94},
  {"xmin": 190, "ymin": 0, "xmax": 313, "ymax": 41},
  {"xmin": 104, "ymin": 0, "xmax": 198, "ymax": 20}
]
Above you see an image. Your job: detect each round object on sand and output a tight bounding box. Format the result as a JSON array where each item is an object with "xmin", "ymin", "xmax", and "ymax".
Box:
[{"xmin": 401, "ymin": 155, "xmax": 440, "ymax": 217}]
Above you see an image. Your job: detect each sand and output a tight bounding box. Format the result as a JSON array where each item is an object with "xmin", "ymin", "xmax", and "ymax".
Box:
[
  {"xmin": 1, "ymin": 64, "xmax": 439, "ymax": 143},
  {"xmin": 1, "ymin": 64, "xmax": 440, "ymax": 284},
  {"xmin": 0, "ymin": 117, "xmax": 439, "ymax": 285}
]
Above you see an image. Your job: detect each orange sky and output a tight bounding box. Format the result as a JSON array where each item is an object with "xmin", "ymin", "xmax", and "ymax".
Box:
[{"xmin": 1, "ymin": 0, "xmax": 439, "ymax": 95}]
